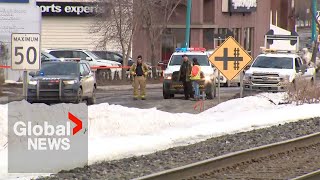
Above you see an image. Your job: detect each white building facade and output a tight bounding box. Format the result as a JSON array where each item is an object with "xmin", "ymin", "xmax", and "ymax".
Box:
[{"xmin": 37, "ymin": 0, "xmax": 118, "ymax": 51}]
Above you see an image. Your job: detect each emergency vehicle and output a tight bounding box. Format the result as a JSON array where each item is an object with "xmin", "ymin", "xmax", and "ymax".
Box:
[{"xmin": 163, "ymin": 48, "xmax": 216, "ymax": 99}]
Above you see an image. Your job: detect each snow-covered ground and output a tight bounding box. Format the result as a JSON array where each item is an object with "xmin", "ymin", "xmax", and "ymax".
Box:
[{"xmin": 1, "ymin": 93, "xmax": 320, "ymax": 179}]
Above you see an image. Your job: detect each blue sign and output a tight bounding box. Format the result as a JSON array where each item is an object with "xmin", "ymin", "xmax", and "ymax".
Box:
[{"xmin": 0, "ymin": 0, "xmax": 29, "ymax": 3}]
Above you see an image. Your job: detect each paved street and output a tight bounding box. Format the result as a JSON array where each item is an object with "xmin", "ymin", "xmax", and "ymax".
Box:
[
  {"xmin": 0, "ymin": 83, "xmax": 241, "ymax": 114},
  {"xmin": 96, "ymin": 84, "xmax": 241, "ymax": 114}
]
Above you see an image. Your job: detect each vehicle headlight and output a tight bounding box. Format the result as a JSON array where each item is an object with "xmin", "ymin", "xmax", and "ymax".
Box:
[
  {"xmin": 63, "ymin": 80, "xmax": 77, "ymax": 85},
  {"xmin": 28, "ymin": 80, "xmax": 37, "ymax": 85},
  {"xmin": 244, "ymin": 74, "xmax": 252, "ymax": 81},
  {"xmin": 164, "ymin": 73, "xmax": 172, "ymax": 80}
]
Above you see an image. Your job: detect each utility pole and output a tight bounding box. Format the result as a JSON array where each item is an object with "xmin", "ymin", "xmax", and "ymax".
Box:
[
  {"xmin": 311, "ymin": 0, "xmax": 317, "ymax": 42},
  {"xmin": 184, "ymin": 0, "xmax": 192, "ymax": 48}
]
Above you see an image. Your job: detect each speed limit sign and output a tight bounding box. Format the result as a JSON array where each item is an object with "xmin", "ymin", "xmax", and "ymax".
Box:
[{"xmin": 11, "ymin": 33, "xmax": 40, "ymax": 70}]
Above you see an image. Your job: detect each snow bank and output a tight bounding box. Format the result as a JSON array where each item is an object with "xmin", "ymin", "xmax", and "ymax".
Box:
[{"xmin": 1, "ymin": 92, "xmax": 320, "ymax": 179}]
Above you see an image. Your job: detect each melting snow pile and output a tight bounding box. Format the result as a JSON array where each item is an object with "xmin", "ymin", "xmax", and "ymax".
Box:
[{"xmin": 1, "ymin": 92, "xmax": 320, "ymax": 179}]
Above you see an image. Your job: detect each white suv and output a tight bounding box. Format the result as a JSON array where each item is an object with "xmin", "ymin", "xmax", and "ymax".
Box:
[
  {"xmin": 163, "ymin": 48, "xmax": 216, "ymax": 99},
  {"xmin": 44, "ymin": 49, "xmax": 122, "ymax": 78}
]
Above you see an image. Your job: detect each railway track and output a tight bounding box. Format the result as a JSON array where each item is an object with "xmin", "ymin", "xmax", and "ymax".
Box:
[{"xmin": 134, "ymin": 132, "xmax": 320, "ymax": 180}]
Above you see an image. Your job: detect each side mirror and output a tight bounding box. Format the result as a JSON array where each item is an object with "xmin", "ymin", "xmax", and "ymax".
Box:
[
  {"xmin": 29, "ymin": 71, "xmax": 36, "ymax": 77},
  {"xmin": 81, "ymin": 71, "xmax": 89, "ymax": 77},
  {"xmin": 86, "ymin": 57, "xmax": 92, "ymax": 61}
]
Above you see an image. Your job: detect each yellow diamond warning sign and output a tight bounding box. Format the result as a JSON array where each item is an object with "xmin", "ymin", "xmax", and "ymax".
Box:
[{"xmin": 209, "ymin": 37, "xmax": 253, "ymax": 81}]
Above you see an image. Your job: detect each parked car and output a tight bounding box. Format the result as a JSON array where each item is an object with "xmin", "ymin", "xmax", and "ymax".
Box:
[
  {"xmin": 44, "ymin": 49, "xmax": 122, "ymax": 78},
  {"xmin": 41, "ymin": 51, "xmax": 58, "ymax": 62},
  {"xmin": 27, "ymin": 59, "xmax": 96, "ymax": 104},
  {"xmin": 92, "ymin": 51, "xmax": 134, "ymax": 67},
  {"xmin": 244, "ymin": 50, "xmax": 316, "ymax": 92}
]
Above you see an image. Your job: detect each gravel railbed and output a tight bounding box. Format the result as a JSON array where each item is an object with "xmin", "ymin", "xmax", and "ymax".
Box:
[
  {"xmin": 39, "ymin": 117, "xmax": 320, "ymax": 180},
  {"xmin": 189, "ymin": 142, "xmax": 320, "ymax": 179}
]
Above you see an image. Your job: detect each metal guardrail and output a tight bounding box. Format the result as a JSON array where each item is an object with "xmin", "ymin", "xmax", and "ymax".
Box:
[{"xmin": 134, "ymin": 132, "xmax": 320, "ymax": 180}]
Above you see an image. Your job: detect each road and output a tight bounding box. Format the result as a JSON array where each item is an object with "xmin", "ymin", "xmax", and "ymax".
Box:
[
  {"xmin": 0, "ymin": 84, "xmax": 241, "ymax": 114},
  {"xmin": 96, "ymin": 84, "xmax": 241, "ymax": 114}
]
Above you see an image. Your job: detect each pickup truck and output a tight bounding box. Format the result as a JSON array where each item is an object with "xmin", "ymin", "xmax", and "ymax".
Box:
[{"xmin": 244, "ymin": 51, "xmax": 316, "ymax": 92}]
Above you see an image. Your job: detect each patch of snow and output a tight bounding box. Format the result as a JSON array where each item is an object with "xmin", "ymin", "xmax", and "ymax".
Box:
[{"xmin": 1, "ymin": 93, "xmax": 320, "ymax": 179}]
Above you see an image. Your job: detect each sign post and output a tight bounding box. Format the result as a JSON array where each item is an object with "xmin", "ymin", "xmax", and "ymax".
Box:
[
  {"xmin": 209, "ymin": 37, "xmax": 252, "ymax": 101},
  {"xmin": 0, "ymin": 0, "xmax": 41, "ymax": 85},
  {"xmin": 217, "ymin": 71, "xmax": 221, "ymax": 103},
  {"xmin": 11, "ymin": 33, "xmax": 41, "ymax": 99}
]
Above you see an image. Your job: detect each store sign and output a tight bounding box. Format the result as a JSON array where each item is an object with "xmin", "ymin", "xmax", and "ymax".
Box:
[
  {"xmin": 229, "ymin": 0, "xmax": 257, "ymax": 12},
  {"xmin": 36, "ymin": 1, "xmax": 104, "ymax": 17}
]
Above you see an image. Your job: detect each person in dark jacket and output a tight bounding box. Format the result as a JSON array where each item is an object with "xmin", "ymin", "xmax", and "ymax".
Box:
[{"xmin": 179, "ymin": 54, "xmax": 193, "ymax": 100}]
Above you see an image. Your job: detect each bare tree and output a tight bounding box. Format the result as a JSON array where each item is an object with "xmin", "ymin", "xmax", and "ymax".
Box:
[
  {"xmin": 91, "ymin": 0, "xmax": 139, "ymax": 79},
  {"xmin": 137, "ymin": 0, "xmax": 183, "ymax": 78}
]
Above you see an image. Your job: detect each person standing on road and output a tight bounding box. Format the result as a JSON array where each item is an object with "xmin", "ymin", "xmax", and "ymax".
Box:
[
  {"xmin": 130, "ymin": 55, "xmax": 149, "ymax": 100},
  {"xmin": 190, "ymin": 58, "xmax": 201, "ymax": 101},
  {"xmin": 179, "ymin": 54, "xmax": 194, "ymax": 100}
]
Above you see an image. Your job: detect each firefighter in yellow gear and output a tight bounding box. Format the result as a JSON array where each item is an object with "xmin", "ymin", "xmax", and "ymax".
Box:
[{"xmin": 129, "ymin": 55, "xmax": 149, "ymax": 100}]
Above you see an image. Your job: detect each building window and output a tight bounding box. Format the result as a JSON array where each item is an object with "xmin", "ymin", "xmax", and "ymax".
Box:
[
  {"xmin": 232, "ymin": 28, "xmax": 241, "ymax": 43},
  {"xmin": 216, "ymin": 28, "xmax": 228, "ymax": 47},
  {"xmin": 203, "ymin": 29, "xmax": 214, "ymax": 50},
  {"xmin": 244, "ymin": 27, "xmax": 254, "ymax": 56}
]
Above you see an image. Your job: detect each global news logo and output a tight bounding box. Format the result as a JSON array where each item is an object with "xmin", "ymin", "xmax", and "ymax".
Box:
[{"xmin": 12, "ymin": 112, "xmax": 82, "ymax": 151}]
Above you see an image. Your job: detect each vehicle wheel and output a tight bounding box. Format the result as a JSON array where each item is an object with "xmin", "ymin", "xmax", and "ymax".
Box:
[
  {"xmin": 75, "ymin": 88, "xmax": 83, "ymax": 104},
  {"xmin": 163, "ymin": 91, "xmax": 171, "ymax": 99},
  {"xmin": 87, "ymin": 86, "xmax": 96, "ymax": 105},
  {"xmin": 170, "ymin": 94, "xmax": 175, "ymax": 98},
  {"xmin": 163, "ymin": 82, "xmax": 171, "ymax": 99},
  {"xmin": 238, "ymin": 82, "xmax": 241, "ymax": 87}
]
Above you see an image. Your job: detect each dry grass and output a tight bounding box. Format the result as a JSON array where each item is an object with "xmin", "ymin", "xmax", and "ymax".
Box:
[{"xmin": 285, "ymin": 77, "xmax": 320, "ymax": 105}]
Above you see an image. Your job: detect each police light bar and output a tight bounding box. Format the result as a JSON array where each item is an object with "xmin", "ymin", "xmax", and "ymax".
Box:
[{"xmin": 175, "ymin": 47, "xmax": 206, "ymax": 52}]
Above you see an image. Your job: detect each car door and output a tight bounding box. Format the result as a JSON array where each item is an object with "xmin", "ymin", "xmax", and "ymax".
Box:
[
  {"xmin": 297, "ymin": 56, "xmax": 312, "ymax": 80},
  {"xmin": 84, "ymin": 63, "xmax": 95, "ymax": 94},
  {"xmin": 294, "ymin": 57, "xmax": 304, "ymax": 78},
  {"xmin": 79, "ymin": 63, "xmax": 90, "ymax": 97}
]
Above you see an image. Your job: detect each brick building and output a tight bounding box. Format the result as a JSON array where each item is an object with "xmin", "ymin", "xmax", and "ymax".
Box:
[{"xmin": 133, "ymin": 0, "xmax": 291, "ymax": 64}]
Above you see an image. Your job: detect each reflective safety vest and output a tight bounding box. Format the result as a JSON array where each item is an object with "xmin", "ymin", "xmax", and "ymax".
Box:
[{"xmin": 190, "ymin": 65, "xmax": 201, "ymax": 80}]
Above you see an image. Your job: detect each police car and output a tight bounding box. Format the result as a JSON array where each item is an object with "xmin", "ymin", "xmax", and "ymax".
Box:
[
  {"xmin": 163, "ymin": 47, "xmax": 216, "ymax": 99},
  {"xmin": 27, "ymin": 59, "xmax": 96, "ymax": 104}
]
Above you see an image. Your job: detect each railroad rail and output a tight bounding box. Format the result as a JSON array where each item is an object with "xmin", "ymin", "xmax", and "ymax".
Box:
[
  {"xmin": 134, "ymin": 132, "xmax": 320, "ymax": 180},
  {"xmin": 292, "ymin": 169, "xmax": 320, "ymax": 180}
]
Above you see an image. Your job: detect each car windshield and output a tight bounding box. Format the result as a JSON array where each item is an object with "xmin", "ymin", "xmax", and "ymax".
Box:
[
  {"xmin": 39, "ymin": 62, "xmax": 79, "ymax": 76},
  {"xmin": 86, "ymin": 51, "xmax": 100, "ymax": 59},
  {"xmin": 41, "ymin": 52, "xmax": 57, "ymax": 59},
  {"xmin": 169, "ymin": 55, "xmax": 210, "ymax": 66},
  {"xmin": 251, "ymin": 56, "xmax": 293, "ymax": 69}
]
